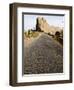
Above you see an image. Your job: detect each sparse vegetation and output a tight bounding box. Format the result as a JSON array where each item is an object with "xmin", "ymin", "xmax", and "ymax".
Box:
[
  {"xmin": 24, "ymin": 17, "xmax": 63, "ymax": 74},
  {"xmin": 54, "ymin": 31, "xmax": 63, "ymax": 45},
  {"xmin": 24, "ymin": 30, "xmax": 39, "ymax": 38}
]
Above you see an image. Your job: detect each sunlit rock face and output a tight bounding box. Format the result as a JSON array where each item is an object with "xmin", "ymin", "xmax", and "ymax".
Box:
[{"xmin": 36, "ymin": 17, "xmax": 62, "ymax": 35}]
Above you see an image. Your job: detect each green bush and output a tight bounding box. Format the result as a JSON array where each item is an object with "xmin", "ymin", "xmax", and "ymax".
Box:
[{"xmin": 24, "ymin": 30, "xmax": 39, "ymax": 38}]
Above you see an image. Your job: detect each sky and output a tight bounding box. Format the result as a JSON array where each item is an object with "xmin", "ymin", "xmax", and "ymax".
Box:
[{"xmin": 24, "ymin": 14, "xmax": 64, "ymax": 31}]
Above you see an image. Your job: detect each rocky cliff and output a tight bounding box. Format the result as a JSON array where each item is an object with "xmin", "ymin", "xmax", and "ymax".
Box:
[{"xmin": 36, "ymin": 17, "xmax": 62, "ymax": 35}]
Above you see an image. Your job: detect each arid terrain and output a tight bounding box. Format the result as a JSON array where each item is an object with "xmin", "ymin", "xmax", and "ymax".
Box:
[
  {"xmin": 24, "ymin": 17, "xmax": 63, "ymax": 74},
  {"xmin": 24, "ymin": 33, "xmax": 63, "ymax": 74}
]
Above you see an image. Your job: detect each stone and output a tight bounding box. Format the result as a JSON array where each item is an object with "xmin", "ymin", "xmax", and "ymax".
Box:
[{"xmin": 36, "ymin": 17, "xmax": 62, "ymax": 35}]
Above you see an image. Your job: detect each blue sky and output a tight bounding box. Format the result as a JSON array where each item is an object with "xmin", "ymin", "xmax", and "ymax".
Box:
[{"xmin": 24, "ymin": 14, "xmax": 64, "ymax": 31}]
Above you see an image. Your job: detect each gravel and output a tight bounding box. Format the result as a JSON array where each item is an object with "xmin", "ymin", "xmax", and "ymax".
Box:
[{"xmin": 24, "ymin": 33, "xmax": 63, "ymax": 74}]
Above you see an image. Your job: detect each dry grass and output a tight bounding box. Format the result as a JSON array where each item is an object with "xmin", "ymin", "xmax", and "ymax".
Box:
[{"xmin": 24, "ymin": 31, "xmax": 39, "ymax": 38}]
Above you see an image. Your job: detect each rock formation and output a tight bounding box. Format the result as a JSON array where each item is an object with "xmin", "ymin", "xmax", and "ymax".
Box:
[{"xmin": 36, "ymin": 17, "xmax": 62, "ymax": 35}]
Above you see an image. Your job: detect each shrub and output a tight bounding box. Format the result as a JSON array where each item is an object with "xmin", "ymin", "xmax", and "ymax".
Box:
[{"xmin": 24, "ymin": 30, "xmax": 39, "ymax": 38}]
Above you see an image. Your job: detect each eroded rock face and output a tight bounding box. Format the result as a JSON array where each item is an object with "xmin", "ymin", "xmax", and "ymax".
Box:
[{"xmin": 36, "ymin": 17, "xmax": 62, "ymax": 35}]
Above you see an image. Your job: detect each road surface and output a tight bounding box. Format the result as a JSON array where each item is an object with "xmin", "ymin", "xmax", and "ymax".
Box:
[{"xmin": 24, "ymin": 33, "xmax": 63, "ymax": 74}]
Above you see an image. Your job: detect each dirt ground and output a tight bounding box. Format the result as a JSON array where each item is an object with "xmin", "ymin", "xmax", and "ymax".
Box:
[{"xmin": 24, "ymin": 33, "xmax": 63, "ymax": 74}]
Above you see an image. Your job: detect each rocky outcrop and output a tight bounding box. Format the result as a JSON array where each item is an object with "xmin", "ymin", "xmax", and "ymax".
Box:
[{"xmin": 36, "ymin": 17, "xmax": 62, "ymax": 35}]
